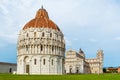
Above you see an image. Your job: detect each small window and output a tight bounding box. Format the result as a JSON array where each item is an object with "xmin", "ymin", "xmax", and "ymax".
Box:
[
  {"xmin": 26, "ymin": 33, "xmax": 28, "ymax": 37},
  {"xmin": 34, "ymin": 32, "xmax": 36, "ymax": 37},
  {"xmin": 34, "ymin": 59, "xmax": 37, "ymax": 65},
  {"xmin": 43, "ymin": 59, "xmax": 45, "ymax": 65},
  {"xmin": 37, "ymin": 45, "xmax": 39, "ymax": 48},
  {"xmin": 52, "ymin": 59, "xmax": 53, "ymax": 65},
  {"xmin": 26, "ymin": 45, "xmax": 28, "ymax": 51},
  {"xmin": 50, "ymin": 33, "xmax": 52, "ymax": 37},
  {"xmin": 41, "ymin": 45, "xmax": 43, "ymax": 51},
  {"xmin": 31, "ymin": 45, "xmax": 33, "ymax": 48},
  {"xmin": 42, "ymin": 32, "xmax": 44, "ymax": 37},
  {"xmin": 52, "ymin": 46, "xmax": 54, "ymax": 52}
]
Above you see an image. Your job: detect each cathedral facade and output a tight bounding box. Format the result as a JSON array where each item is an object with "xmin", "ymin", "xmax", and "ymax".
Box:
[
  {"xmin": 65, "ymin": 49, "xmax": 103, "ymax": 74},
  {"xmin": 17, "ymin": 7, "xmax": 65, "ymax": 74}
]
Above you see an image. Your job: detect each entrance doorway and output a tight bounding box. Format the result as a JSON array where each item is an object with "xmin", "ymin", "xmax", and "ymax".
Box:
[
  {"xmin": 69, "ymin": 68, "xmax": 72, "ymax": 73},
  {"xmin": 76, "ymin": 67, "xmax": 79, "ymax": 73},
  {"xmin": 26, "ymin": 65, "xmax": 29, "ymax": 74},
  {"xmin": 9, "ymin": 68, "xmax": 12, "ymax": 73}
]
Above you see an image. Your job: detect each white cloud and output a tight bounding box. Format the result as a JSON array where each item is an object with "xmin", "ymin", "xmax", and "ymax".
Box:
[
  {"xmin": 0, "ymin": 32, "xmax": 18, "ymax": 44},
  {"xmin": 73, "ymin": 38, "xmax": 79, "ymax": 41},
  {"xmin": 115, "ymin": 37, "xmax": 120, "ymax": 40},
  {"xmin": 0, "ymin": 42, "xmax": 6, "ymax": 48},
  {"xmin": 64, "ymin": 37, "xmax": 72, "ymax": 47},
  {"xmin": 89, "ymin": 38, "xmax": 98, "ymax": 42},
  {"xmin": 0, "ymin": 0, "xmax": 120, "ymax": 48},
  {"xmin": 0, "ymin": 4, "xmax": 9, "ymax": 15}
]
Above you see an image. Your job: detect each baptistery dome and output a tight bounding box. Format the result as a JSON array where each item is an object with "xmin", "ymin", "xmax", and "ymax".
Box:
[
  {"xmin": 17, "ymin": 7, "xmax": 65, "ymax": 75},
  {"xmin": 23, "ymin": 6, "xmax": 60, "ymax": 31}
]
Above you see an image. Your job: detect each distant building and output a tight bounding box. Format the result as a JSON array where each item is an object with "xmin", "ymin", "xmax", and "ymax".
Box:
[
  {"xmin": 105, "ymin": 67, "xmax": 120, "ymax": 73},
  {"xmin": 65, "ymin": 49, "xmax": 103, "ymax": 74},
  {"xmin": 0, "ymin": 62, "xmax": 16, "ymax": 73},
  {"xmin": 118, "ymin": 67, "xmax": 120, "ymax": 73},
  {"xmin": 106, "ymin": 67, "xmax": 118, "ymax": 73}
]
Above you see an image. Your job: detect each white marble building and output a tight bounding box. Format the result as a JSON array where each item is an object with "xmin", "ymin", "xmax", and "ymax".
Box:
[
  {"xmin": 17, "ymin": 7, "xmax": 65, "ymax": 74},
  {"xmin": 65, "ymin": 49, "xmax": 103, "ymax": 74}
]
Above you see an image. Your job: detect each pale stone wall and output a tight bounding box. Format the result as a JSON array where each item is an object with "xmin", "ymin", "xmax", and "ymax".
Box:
[
  {"xmin": 85, "ymin": 50, "xmax": 103, "ymax": 74},
  {"xmin": 118, "ymin": 67, "xmax": 120, "ymax": 73},
  {"xmin": 17, "ymin": 28, "xmax": 65, "ymax": 74},
  {"xmin": 84, "ymin": 61, "xmax": 91, "ymax": 73},
  {"xmin": 86, "ymin": 59, "xmax": 101, "ymax": 74},
  {"xmin": 0, "ymin": 62, "xmax": 16, "ymax": 73}
]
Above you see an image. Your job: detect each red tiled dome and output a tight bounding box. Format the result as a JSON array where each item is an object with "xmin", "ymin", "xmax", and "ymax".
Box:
[{"xmin": 23, "ymin": 7, "xmax": 60, "ymax": 31}]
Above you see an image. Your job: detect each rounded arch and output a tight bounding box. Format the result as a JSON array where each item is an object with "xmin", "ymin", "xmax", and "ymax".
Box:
[
  {"xmin": 50, "ymin": 33, "xmax": 52, "ymax": 37},
  {"xmin": 23, "ymin": 56, "xmax": 31, "ymax": 74},
  {"xmin": 24, "ymin": 56, "xmax": 30, "ymax": 63},
  {"xmin": 34, "ymin": 32, "xmax": 36, "ymax": 37},
  {"xmin": 49, "ymin": 56, "xmax": 56, "ymax": 66},
  {"xmin": 40, "ymin": 55, "xmax": 49, "ymax": 60},
  {"xmin": 31, "ymin": 55, "xmax": 40, "ymax": 65},
  {"xmin": 40, "ymin": 56, "xmax": 49, "ymax": 65}
]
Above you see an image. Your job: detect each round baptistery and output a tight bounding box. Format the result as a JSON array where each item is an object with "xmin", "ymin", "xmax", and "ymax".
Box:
[{"xmin": 17, "ymin": 7, "xmax": 65, "ymax": 74}]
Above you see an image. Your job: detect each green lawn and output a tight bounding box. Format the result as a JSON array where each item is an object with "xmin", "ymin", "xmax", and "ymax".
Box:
[{"xmin": 0, "ymin": 73, "xmax": 119, "ymax": 80}]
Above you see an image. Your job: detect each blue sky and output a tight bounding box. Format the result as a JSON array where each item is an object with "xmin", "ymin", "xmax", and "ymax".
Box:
[{"xmin": 0, "ymin": 0, "xmax": 120, "ymax": 67}]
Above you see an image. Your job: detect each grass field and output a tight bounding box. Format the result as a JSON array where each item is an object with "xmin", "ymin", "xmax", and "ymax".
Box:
[{"xmin": 0, "ymin": 73, "xmax": 120, "ymax": 80}]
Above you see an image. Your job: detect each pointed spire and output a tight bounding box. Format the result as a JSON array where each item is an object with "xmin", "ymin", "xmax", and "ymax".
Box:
[
  {"xmin": 79, "ymin": 48, "xmax": 84, "ymax": 53},
  {"xmin": 41, "ymin": 5, "xmax": 43, "ymax": 9},
  {"xmin": 35, "ymin": 5, "xmax": 49, "ymax": 19}
]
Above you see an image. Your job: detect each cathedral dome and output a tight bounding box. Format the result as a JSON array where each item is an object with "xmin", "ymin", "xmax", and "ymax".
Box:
[{"xmin": 23, "ymin": 6, "xmax": 60, "ymax": 31}]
